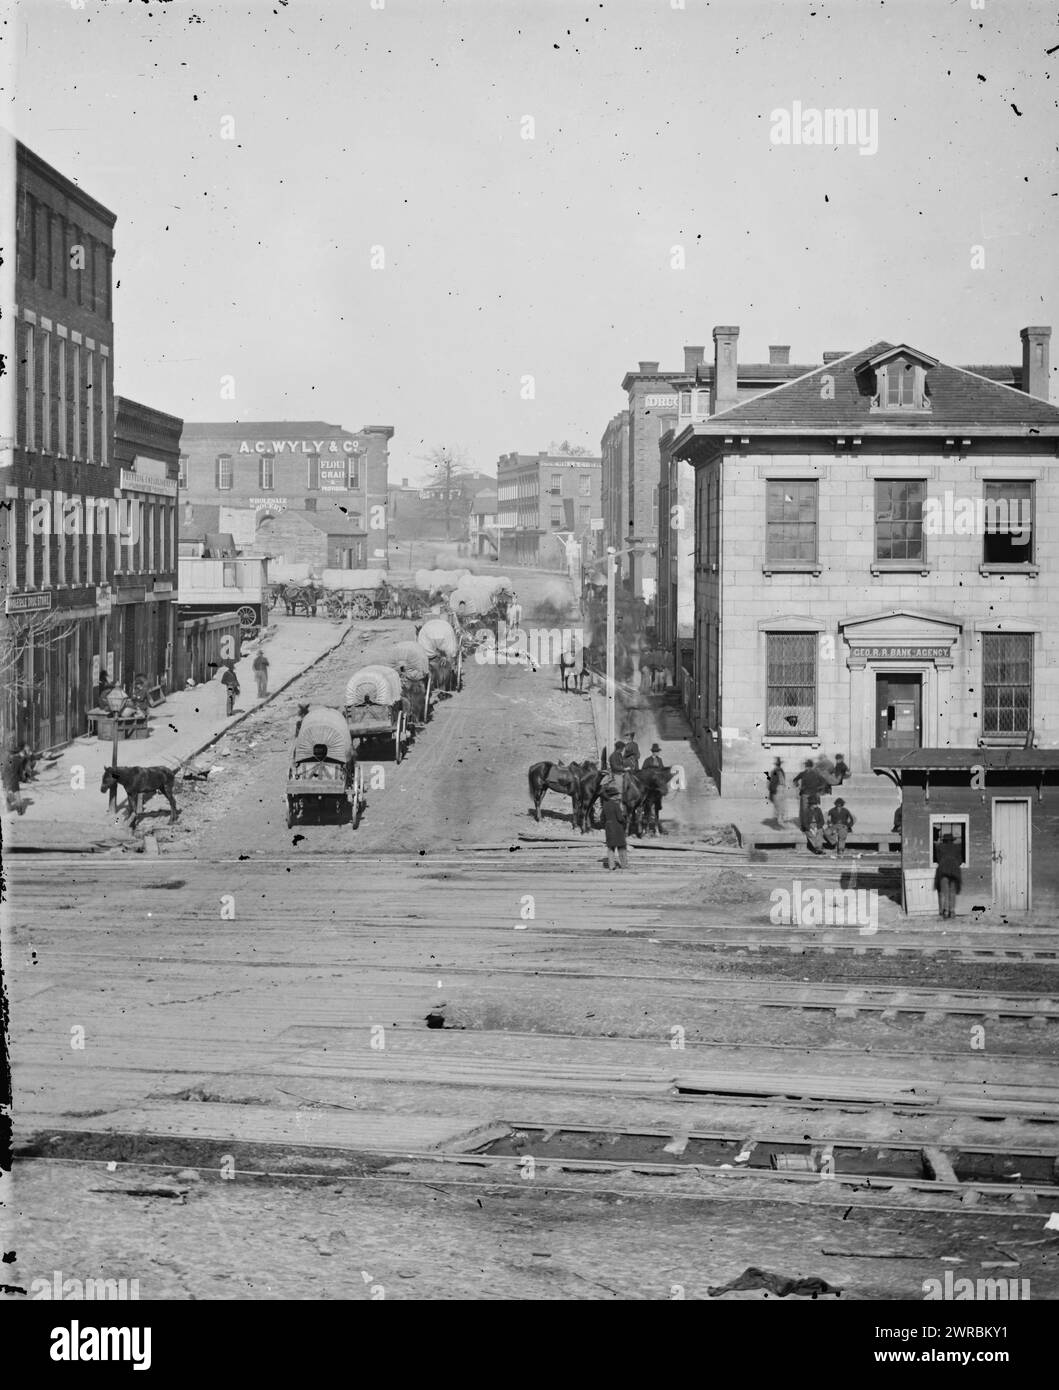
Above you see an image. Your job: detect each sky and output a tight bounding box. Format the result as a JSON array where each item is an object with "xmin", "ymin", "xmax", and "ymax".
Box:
[{"xmin": 10, "ymin": 0, "xmax": 1059, "ymax": 484}]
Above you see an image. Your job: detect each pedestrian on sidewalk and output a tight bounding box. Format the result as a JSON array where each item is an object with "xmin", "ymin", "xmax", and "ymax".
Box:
[
  {"xmin": 805, "ymin": 798, "xmax": 826, "ymax": 854},
  {"xmin": 934, "ymin": 834, "xmax": 963, "ymax": 919},
  {"xmin": 2, "ymin": 737, "xmax": 27, "ymax": 816},
  {"xmin": 220, "ymin": 660, "xmax": 240, "ymax": 716},
  {"xmin": 252, "ymin": 648, "xmax": 270, "ymax": 698},
  {"xmin": 824, "ymin": 798, "xmax": 856, "ymax": 856},
  {"xmin": 833, "ymin": 753, "xmax": 850, "ymax": 785},
  {"xmin": 766, "ymin": 756, "xmax": 788, "ymax": 827},
  {"xmin": 601, "ymin": 783, "xmax": 628, "ymax": 870},
  {"xmin": 794, "ymin": 760, "xmax": 828, "ymax": 830},
  {"xmin": 644, "ymin": 742, "xmax": 664, "ymax": 769}
]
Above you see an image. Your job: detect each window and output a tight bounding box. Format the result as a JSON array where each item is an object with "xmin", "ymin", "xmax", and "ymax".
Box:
[
  {"xmin": 875, "ymin": 480, "xmax": 924, "ymax": 561},
  {"xmin": 872, "ymin": 356, "xmax": 930, "ymax": 411},
  {"xmin": 347, "ymin": 456, "xmax": 360, "ymax": 489},
  {"xmin": 982, "ymin": 633, "xmax": 1032, "ymax": 737},
  {"xmin": 697, "ymin": 390, "xmax": 711, "ymax": 415},
  {"xmin": 85, "ymin": 352, "xmax": 94, "ymax": 462},
  {"xmin": 931, "ymin": 816, "xmax": 969, "ymax": 868},
  {"xmin": 550, "ymin": 505, "xmax": 563, "ymax": 527},
  {"xmin": 766, "ymin": 480, "xmax": 818, "ymax": 563},
  {"xmin": 549, "ymin": 473, "xmax": 563, "ymax": 495},
  {"xmin": 41, "ymin": 332, "xmax": 51, "ymax": 454},
  {"xmin": 307, "ymin": 455, "xmax": 320, "ymax": 490},
  {"xmin": 72, "ymin": 344, "xmax": 81, "ymax": 460},
  {"xmin": 578, "ymin": 504, "xmax": 591, "ymax": 524},
  {"xmin": 178, "ymin": 455, "xmax": 189, "ymax": 488},
  {"xmin": 983, "ymin": 481, "xmax": 1033, "ymax": 564},
  {"xmin": 216, "ymin": 454, "xmax": 232, "ymax": 491},
  {"xmin": 679, "ymin": 391, "xmax": 692, "ymax": 414},
  {"xmin": 223, "ymin": 561, "xmax": 237, "ymax": 587},
  {"xmin": 766, "ymin": 633, "xmax": 817, "ymax": 736},
  {"xmin": 23, "ymin": 324, "xmax": 35, "ymax": 449},
  {"xmin": 579, "ymin": 473, "xmax": 591, "ymax": 497},
  {"xmin": 260, "ymin": 455, "xmax": 275, "ymax": 490},
  {"xmin": 58, "ymin": 339, "xmax": 67, "ymax": 455},
  {"xmin": 100, "ymin": 356, "xmax": 108, "ymax": 465}
]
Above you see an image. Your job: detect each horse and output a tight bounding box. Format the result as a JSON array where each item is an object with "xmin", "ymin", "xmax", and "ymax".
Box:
[
  {"xmin": 528, "ymin": 759, "xmax": 597, "ymax": 825},
  {"xmin": 559, "ymin": 648, "xmax": 591, "ymax": 693},
  {"xmin": 283, "ymin": 582, "xmax": 321, "ymax": 617},
  {"xmin": 579, "ymin": 763, "xmax": 674, "ymax": 837}
]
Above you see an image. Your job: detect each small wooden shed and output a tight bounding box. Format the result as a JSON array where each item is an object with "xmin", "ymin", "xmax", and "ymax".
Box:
[{"xmin": 872, "ymin": 749, "xmax": 1059, "ymax": 916}]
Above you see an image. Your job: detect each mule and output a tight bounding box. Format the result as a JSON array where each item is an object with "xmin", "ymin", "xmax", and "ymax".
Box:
[{"xmin": 283, "ymin": 582, "xmax": 321, "ymax": 617}]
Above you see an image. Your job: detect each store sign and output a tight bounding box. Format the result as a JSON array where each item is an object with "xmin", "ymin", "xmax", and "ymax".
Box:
[
  {"xmin": 320, "ymin": 458, "xmax": 349, "ymax": 492},
  {"xmin": 120, "ymin": 468, "xmax": 177, "ymax": 497},
  {"xmin": 249, "ymin": 497, "xmax": 288, "ymax": 510},
  {"xmin": 851, "ymin": 644, "xmax": 951, "ymax": 660},
  {"xmin": 237, "ymin": 439, "xmax": 362, "ymax": 454},
  {"xmin": 5, "ymin": 590, "xmax": 52, "ymax": 614},
  {"xmin": 644, "ymin": 393, "xmax": 677, "ymax": 410}
]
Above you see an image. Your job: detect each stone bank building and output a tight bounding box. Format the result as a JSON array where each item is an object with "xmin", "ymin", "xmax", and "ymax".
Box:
[{"xmin": 673, "ymin": 328, "xmax": 1059, "ymax": 798}]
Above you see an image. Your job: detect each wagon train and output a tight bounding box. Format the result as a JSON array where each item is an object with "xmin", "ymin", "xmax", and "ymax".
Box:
[
  {"xmin": 344, "ymin": 665, "xmax": 414, "ymax": 763},
  {"xmin": 285, "ymin": 706, "xmax": 364, "ymax": 830},
  {"xmin": 416, "ymin": 617, "xmax": 462, "ymax": 695}
]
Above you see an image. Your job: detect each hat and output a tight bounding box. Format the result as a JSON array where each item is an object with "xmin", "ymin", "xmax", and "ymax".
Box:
[
  {"xmin": 651, "ymin": 743, "xmax": 661, "ymax": 752},
  {"xmin": 835, "ymin": 798, "xmax": 845, "ymax": 807}
]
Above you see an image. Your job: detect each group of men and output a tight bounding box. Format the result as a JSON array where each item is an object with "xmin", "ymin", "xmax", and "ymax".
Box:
[
  {"xmin": 598, "ymin": 732, "xmax": 666, "ymax": 870},
  {"xmin": 767, "ymin": 755, "xmax": 856, "ymax": 857}
]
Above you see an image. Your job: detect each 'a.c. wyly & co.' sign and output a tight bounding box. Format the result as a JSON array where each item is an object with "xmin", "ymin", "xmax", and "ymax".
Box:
[{"xmin": 236, "ymin": 439, "xmax": 362, "ymax": 454}]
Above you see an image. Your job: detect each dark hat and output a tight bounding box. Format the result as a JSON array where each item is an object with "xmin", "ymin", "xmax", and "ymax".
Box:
[
  {"xmin": 651, "ymin": 743, "xmax": 661, "ymax": 752},
  {"xmin": 835, "ymin": 798, "xmax": 845, "ymax": 807}
]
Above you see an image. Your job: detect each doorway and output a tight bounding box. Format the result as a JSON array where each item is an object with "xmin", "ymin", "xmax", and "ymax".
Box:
[
  {"xmin": 876, "ymin": 673, "xmax": 922, "ymax": 750},
  {"xmin": 992, "ymin": 799, "xmax": 1030, "ymax": 912}
]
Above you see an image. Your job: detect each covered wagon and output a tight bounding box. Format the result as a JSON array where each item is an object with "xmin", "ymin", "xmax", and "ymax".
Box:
[
  {"xmin": 344, "ymin": 664, "xmax": 413, "ymax": 762},
  {"xmin": 286, "ymin": 705, "xmax": 364, "ymax": 829}
]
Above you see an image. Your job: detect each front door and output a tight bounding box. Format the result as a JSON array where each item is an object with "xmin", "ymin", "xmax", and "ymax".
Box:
[
  {"xmin": 992, "ymin": 799, "xmax": 1030, "ymax": 911},
  {"xmin": 876, "ymin": 674, "xmax": 922, "ymax": 749}
]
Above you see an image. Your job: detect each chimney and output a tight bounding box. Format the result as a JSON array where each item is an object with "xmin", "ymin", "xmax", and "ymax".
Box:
[
  {"xmin": 638, "ymin": 360, "xmax": 660, "ymax": 374},
  {"xmin": 822, "ymin": 350, "xmax": 849, "ymax": 364},
  {"xmin": 683, "ymin": 345, "xmax": 706, "ymax": 373},
  {"xmin": 1020, "ymin": 326, "xmax": 1051, "ymax": 401},
  {"xmin": 711, "ymin": 326, "xmax": 740, "ymax": 413},
  {"xmin": 768, "ymin": 345, "xmax": 790, "ymax": 365}
]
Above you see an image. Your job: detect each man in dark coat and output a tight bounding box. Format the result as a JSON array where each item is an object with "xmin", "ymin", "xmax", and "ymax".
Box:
[
  {"xmin": 220, "ymin": 660, "xmax": 240, "ymax": 716},
  {"xmin": 601, "ymin": 784, "xmax": 628, "ymax": 870},
  {"xmin": 622, "ymin": 730, "xmax": 641, "ymax": 771},
  {"xmin": 608, "ymin": 741, "xmax": 626, "ymax": 773},
  {"xmin": 935, "ymin": 834, "xmax": 963, "ymax": 919},
  {"xmin": 643, "ymin": 742, "xmax": 664, "ymax": 769},
  {"xmin": 793, "ymin": 760, "xmax": 829, "ymax": 830}
]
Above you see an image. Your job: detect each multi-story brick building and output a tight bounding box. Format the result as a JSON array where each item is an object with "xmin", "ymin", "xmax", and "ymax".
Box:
[
  {"xmin": 179, "ymin": 420, "xmax": 393, "ymax": 568},
  {"xmin": 496, "ymin": 451, "xmax": 602, "ymax": 567},
  {"xmin": 657, "ymin": 335, "xmax": 817, "ymax": 691},
  {"xmin": 599, "ymin": 411, "xmax": 629, "ymax": 563},
  {"xmin": 673, "ymin": 327, "xmax": 1058, "ymax": 799},
  {"xmin": 112, "ymin": 397, "xmax": 183, "ymax": 691},
  {"xmin": 2, "ymin": 141, "xmax": 118, "ymax": 748}
]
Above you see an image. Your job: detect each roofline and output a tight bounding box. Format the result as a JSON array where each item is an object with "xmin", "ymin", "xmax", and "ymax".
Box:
[
  {"xmin": 16, "ymin": 140, "xmax": 118, "ymax": 227},
  {"xmin": 674, "ymin": 421, "xmax": 1059, "ymax": 456}
]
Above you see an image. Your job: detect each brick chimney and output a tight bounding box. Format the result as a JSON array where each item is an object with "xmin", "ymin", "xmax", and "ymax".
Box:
[
  {"xmin": 711, "ymin": 326, "xmax": 740, "ymax": 413},
  {"xmin": 683, "ymin": 345, "xmax": 706, "ymax": 373},
  {"xmin": 822, "ymin": 350, "xmax": 849, "ymax": 364},
  {"xmin": 768, "ymin": 345, "xmax": 790, "ymax": 365},
  {"xmin": 638, "ymin": 360, "xmax": 660, "ymax": 373},
  {"xmin": 1020, "ymin": 326, "xmax": 1051, "ymax": 401}
]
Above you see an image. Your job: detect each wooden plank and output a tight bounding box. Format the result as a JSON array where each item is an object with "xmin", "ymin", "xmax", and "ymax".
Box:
[{"xmin": 922, "ymin": 1147, "xmax": 959, "ymax": 1184}]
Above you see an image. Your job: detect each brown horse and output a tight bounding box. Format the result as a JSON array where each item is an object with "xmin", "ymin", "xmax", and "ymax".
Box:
[
  {"xmin": 579, "ymin": 762, "xmax": 674, "ymax": 837},
  {"xmin": 283, "ymin": 582, "xmax": 322, "ymax": 617},
  {"xmin": 528, "ymin": 759, "xmax": 597, "ymax": 826}
]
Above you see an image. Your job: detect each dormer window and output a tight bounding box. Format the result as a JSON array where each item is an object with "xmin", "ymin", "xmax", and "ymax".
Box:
[{"xmin": 865, "ymin": 349, "xmax": 935, "ymax": 412}]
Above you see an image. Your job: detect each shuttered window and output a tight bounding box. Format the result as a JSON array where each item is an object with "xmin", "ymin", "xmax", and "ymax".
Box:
[{"xmin": 216, "ymin": 454, "xmax": 232, "ymax": 490}]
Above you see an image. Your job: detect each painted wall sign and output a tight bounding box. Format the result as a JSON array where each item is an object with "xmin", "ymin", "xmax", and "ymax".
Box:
[
  {"xmin": 644, "ymin": 393, "xmax": 677, "ymax": 410},
  {"xmin": 237, "ymin": 439, "xmax": 362, "ymax": 454},
  {"xmin": 6, "ymin": 591, "xmax": 53, "ymax": 614}
]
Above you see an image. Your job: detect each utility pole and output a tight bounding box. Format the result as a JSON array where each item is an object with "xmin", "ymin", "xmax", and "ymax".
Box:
[{"xmin": 606, "ymin": 546, "xmax": 616, "ymax": 758}]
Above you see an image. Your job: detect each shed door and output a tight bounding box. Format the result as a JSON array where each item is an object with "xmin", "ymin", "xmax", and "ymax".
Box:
[{"xmin": 992, "ymin": 799, "xmax": 1030, "ymax": 912}]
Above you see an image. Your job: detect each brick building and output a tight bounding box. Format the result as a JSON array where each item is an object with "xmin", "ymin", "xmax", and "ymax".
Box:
[
  {"xmin": 673, "ymin": 327, "xmax": 1059, "ymax": 797},
  {"xmin": 599, "ymin": 411, "xmax": 629, "ymax": 563},
  {"xmin": 112, "ymin": 397, "xmax": 183, "ymax": 691},
  {"xmin": 256, "ymin": 508, "xmax": 370, "ymax": 572},
  {"xmin": 657, "ymin": 336, "xmax": 816, "ymax": 691},
  {"xmin": 2, "ymin": 141, "xmax": 118, "ymax": 749},
  {"xmin": 618, "ymin": 364, "xmax": 681, "ymax": 601},
  {"xmin": 178, "ymin": 420, "xmax": 393, "ymax": 569},
  {"xmin": 496, "ymin": 451, "xmax": 602, "ymax": 567}
]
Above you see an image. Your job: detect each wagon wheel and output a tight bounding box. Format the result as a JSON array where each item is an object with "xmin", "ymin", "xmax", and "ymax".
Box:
[
  {"xmin": 326, "ymin": 596, "xmax": 344, "ymax": 620},
  {"xmin": 394, "ymin": 709, "xmax": 404, "ymax": 764},
  {"xmin": 237, "ymin": 605, "xmax": 259, "ymax": 638}
]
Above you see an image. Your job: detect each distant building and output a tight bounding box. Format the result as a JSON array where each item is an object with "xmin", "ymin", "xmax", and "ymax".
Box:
[
  {"xmin": 179, "ymin": 419, "xmax": 393, "ymax": 568},
  {"xmin": 468, "ymin": 485, "xmax": 499, "ymax": 557},
  {"xmin": 599, "ymin": 411, "xmax": 629, "ymax": 564},
  {"xmin": 257, "ymin": 506, "xmax": 370, "ymax": 572},
  {"xmin": 496, "ymin": 451, "xmax": 602, "ymax": 567}
]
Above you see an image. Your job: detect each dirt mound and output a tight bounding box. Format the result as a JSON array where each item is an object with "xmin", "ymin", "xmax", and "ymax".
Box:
[{"xmin": 677, "ymin": 868, "xmax": 760, "ymax": 905}]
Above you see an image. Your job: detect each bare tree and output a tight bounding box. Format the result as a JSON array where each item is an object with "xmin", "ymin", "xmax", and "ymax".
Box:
[
  {"xmin": 0, "ymin": 610, "xmax": 79, "ymax": 746},
  {"xmin": 417, "ymin": 444, "xmax": 473, "ymax": 541},
  {"xmin": 548, "ymin": 439, "xmax": 595, "ymax": 457}
]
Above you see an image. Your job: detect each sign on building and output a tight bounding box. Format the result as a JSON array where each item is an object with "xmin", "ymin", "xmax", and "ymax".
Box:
[{"xmin": 5, "ymin": 591, "xmax": 53, "ymax": 614}]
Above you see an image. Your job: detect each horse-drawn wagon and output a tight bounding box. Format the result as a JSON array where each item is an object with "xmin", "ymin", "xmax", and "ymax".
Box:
[
  {"xmin": 416, "ymin": 617, "xmax": 462, "ymax": 695},
  {"xmin": 285, "ymin": 706, "xmax": 364, "ymax": 829},
  {"xmin": 315, "ymin": 568, "xmax": 390, "ymax": 620},
  {"xmin": 344, "ymin": 665, "xmax": 414, "ymax": 763}
]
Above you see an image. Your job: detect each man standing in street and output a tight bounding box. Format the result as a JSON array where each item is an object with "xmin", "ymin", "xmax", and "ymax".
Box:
[
  {"xmin": 793, "ymin": 760, "xmax": 829, "ymax": 830},
  {"xmin": 935, "ymin": 834, "xmax": 963, "ymax": 919},
  {"xmin": 220, "ymin": 660, "xmax": 240, "ymax": 716},
  {"xmin": 252, "ymin": 648, "xmax": 270, "ymax": 699},
  {"xmin": 601, "ymin": 783, "xmax": 629, "ymax": 870}
]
